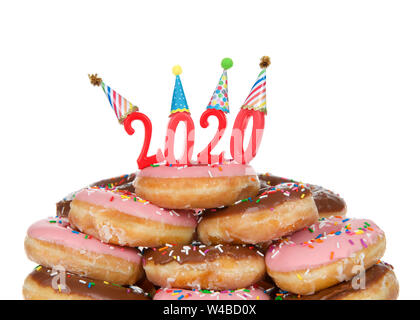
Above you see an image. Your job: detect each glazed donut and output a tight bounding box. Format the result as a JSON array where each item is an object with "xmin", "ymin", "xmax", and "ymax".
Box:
[
  {"xmin": 278, "ymin": 262, "xmax": 398, "ymax": 300},
  {"xmin": 23, "ymin": 265, "xmax": 149, "ymax": 300},
  {"xmin": 265, "ymin": 217, "xmax": 386, "ymax": 295},
  {"xmin": 154, "ymin": 286, "xmax": 270, "ymax": 300},
  {"xmin": 57, "ymin": 173, "xmax": 136, "ymax": 217},
  {"xmin": 144, "ymin": 243, "xmax": 266, "ymax": 290},
  {"xmin": 24, "ymin": 217, "xmax": 143, "ymax": 285},
  {"xmin": 259, "ymin": 173, "xmax": 347, "ymax": 218},
  {"xmin": 68, "ymin": 186, "xmax": 197, "ymax": 247},
  {"xmin": 197, "ymin": 182, "xmax": 319, "ymax": 245},
  {"xmin": 133, "ymin": 162, "xmax": 260, "ymax": 209}
]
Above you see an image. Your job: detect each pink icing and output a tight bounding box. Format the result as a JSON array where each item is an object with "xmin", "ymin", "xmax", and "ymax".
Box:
[
  {"xmin": 265, "ymin": 217, "xmax": 384, "ymax": 272},
  {"xmin": 73, "ymin": 188, "xmax": 197, "ymax": 228},
  {"xmin": 137, "ymin": 162, "xmax": 257, "ymax": 178},
  {"xmin": 27, "ymin": 218, "xmax": 141, "ymax": 264},
  {"xmin": 153, "ymin": 287, "xmax": 270, "ymax": 300}
]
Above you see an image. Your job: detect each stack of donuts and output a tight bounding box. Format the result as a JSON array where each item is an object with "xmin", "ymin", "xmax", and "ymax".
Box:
[{"xmin": 22, "ymin": 163, "xmax": 399, "ymax": 300}]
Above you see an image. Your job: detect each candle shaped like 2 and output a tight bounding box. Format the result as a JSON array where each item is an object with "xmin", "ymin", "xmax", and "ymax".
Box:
[
  {"xmin": 230, "ymin": 56, "xmax": 270, "ymax": 164},
  {"xmin": 197, "ymin": 58, "xmax": 233, "ymax": 164},
  {"xmin": 164, "ymin": 65, "xmax": 195, "ymax": 166}
]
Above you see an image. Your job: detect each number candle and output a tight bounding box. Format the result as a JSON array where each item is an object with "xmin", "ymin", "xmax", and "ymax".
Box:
[
  {"xmin": 164, "ymin": 65, "xmax": 195, "ymax": 166},
  {"xmin": 197, "ymin": 58, "xmax": 233, "ymax": 164},
  {"xmin": 230, "ymin": 56, "xmax": 271, "ymax": 164},
  {"xmin": 124, "ymin": 112, "xmax": 164, "ymax": 169}
]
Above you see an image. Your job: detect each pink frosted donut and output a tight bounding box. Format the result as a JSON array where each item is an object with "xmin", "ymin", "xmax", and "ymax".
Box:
[
  {"xmin": 24, "ymin": 217, "xmax": 143, "ymax": 285},
  {"xmin": 266, "ymin": 217, "xmax": 386, "ymax": 295},
  {"xmin": 68, "ymin": 187, "xmax": 197, "ymax": 247},
  {"xmin": 154, "ymin": 286, "xmax": 270, "ymax": 300},
  {"xmin": 133, "ymin": 162, "xmax": 260, "ymax": 209}
]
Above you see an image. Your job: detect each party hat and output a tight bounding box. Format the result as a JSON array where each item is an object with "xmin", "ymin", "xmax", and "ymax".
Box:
[
  {"xmin": 89, "ymin": 74, "xmax": 138, "ymax": 123},
  {"xmin": 206, "ymin": 58, "xmax": 233, "ymax": 113},
  {"xmin": 241, "ymin": 56, "xmax": 271, "ymax": 114},
  {"xmin": 170, "ymin": 65, "xmax": 190, "ymax": 115}
]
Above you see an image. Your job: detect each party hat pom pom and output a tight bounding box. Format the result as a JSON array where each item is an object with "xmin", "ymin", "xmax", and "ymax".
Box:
[
  {"xmin": 221, "ymin": 57, "xmax": 233, "ymax": 70},
  {"xmin": 172, "ymin": 65, "xmax": 183, "ymax": 76},
  {"xmin": 88, "ymin": 73, "xmax": 102, "ymax": 86},
  {"xmin": 259, "ymin": 56, "xmax": 271, "ymax": 69}
]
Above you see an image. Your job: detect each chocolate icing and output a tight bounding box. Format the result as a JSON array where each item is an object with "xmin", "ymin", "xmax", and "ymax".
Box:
[
  {"xmin": 280, "ymin": 262, "xmax": 394, "ymax": 300},
  {"xmin": 259, "ymin": 174, "xmax": 346, "ymax": 214},
  {"xmin": 144, "ymin": 243, "xmax": 264, "ymax": 265},
  {"xmin": 28, "ymin": 266, "xmax": 150, "ymax": 300},
  {"xmin": 201, "ymin": 182, "xmax": 311, "ymax": 220},
  {"xmin": 56, "ymin": 173, "xmax": 136, "ymax": 217}
]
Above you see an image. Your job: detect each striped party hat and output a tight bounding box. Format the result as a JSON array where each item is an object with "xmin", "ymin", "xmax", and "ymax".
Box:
[
  {"xmin": 206, "ymin": 58, "xmax": 233, "ymax": 113},
  {"xmin": 89, "ymin": 74, "xmax": 138, "ymax": 123},
  {"xmin": 170, "ymin": 65, "xmax": 190, "ymax": 115},
  {"xmin": 241, "ymin": 56, "xmax": 271, "ymax": 114}
]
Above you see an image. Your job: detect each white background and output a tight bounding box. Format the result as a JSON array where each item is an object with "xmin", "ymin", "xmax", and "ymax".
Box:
[{"xmin": 0, "ymin": 0, "xmax": 419, "ymax": 300}]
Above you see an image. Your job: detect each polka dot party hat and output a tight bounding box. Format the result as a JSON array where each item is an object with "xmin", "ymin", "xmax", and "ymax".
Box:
[
  {"xmin": 206, "ymin": 58, "xmax": 233, "ymax": 114},
  {"xmin": 170, "ymin": 65, "xmax": 190, "ymax": 114}
]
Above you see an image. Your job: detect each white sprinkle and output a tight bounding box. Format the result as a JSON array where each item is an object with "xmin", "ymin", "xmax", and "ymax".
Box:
[{"xmin": 208, "ymin": 170, "xmax": 213, "ymax": 178}]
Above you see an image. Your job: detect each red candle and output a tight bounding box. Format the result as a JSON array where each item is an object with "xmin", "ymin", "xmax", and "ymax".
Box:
[
  {"xmin": 230, "ymin": 56, "xmax": 270, "ymax": 164},
  {"xmin": 197, "ymin": 58, "xmax": 232, "ymax": 164},
  {"xmin": 164, "ymin": 112, "xmax": 195, "ymax": 166},
  {"xmin": 163, "ymin": 65, "xmax": 195, "ymax": 166},
  {"xmin": 197, "ymin": 109, "xmax": 227, "ymax": 164},
  {"xmin": 124, "ymin": 112, "xmax": 163, "ymax": 169},
  {"xmin": 230, "ymin": 109, "xmax": 265, "ymax": 164}
]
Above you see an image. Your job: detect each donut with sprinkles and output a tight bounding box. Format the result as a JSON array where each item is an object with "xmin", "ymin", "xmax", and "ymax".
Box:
[
  {"xmin": 68, "ymin": 186, "xmax": 197, "ymax": 247},
  {"xmin": 197, "ymin": 182, "xmax": 319, "ymax": 244},
  {"xmin": 143, "ymin": 243, "xmax": 266, "ymax": 290},
  {"xmin": 24, "ymin": 217, "xmax": 143, "ymax": 285},
  {"xmin": 265, "ymin": 216, "xmax": 386, "ymax": 295}
]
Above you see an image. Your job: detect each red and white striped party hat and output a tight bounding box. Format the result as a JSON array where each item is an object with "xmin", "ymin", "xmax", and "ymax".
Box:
[
  {"xmin": 89, "ymin": 74, "xmax": 138, "ymax": 123},
  {"xmin": 241, "ymin": 56, "xmax": 271, "ymax": 114}
]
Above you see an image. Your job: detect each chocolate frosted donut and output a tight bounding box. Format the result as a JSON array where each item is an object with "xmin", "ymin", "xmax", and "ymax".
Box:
[
  {"xmin": 198, "ymin": 183, "xmax": 319, "ymax": 244},
  {"xmin": 259, "ymin": 173, "xmax": 347, "ymax": 218},
  {"xmin": 143, "ymin": 243, "xmax": 266, "ymax": 290},
  {"xmin": 57, "ymin": 173, "xmax": 136, "ymax": 217},
  {"xmin": 278, "ymin": 262, "xmax": 398, "ymax": 300},
  {"xmin": 23, "ymin": 265, "xmax": 150, "ymax": 300}
]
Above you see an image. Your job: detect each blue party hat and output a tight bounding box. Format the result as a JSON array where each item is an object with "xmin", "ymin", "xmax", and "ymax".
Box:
[{"xmin": 170, "ymin": 65, "xmax": 190, "ymax": 114}]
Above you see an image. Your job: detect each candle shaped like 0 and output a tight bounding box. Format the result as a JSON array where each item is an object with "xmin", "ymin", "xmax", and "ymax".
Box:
[
  {"xmin": 163, "ymin": 65, "xmax": 195, "ymax": 166},
  {"xmin": 197, "ymin": 58, "xmax": 233, "ymax": 164},
  {"xmin": 230, "ymin": 56, "xmax": 270, "ymax": 164}
]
